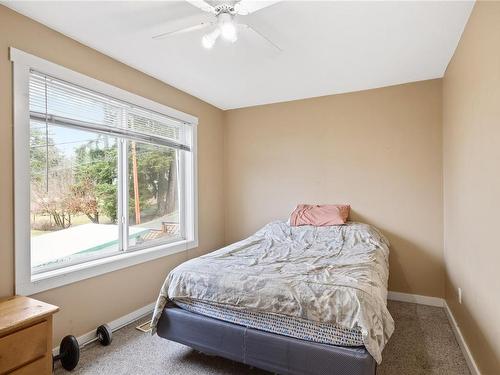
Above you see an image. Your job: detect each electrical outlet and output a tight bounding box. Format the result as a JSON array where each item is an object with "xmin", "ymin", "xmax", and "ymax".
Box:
[{"xmin": 458, "ymin": 287, "xmax": 462, "ymax": 304}]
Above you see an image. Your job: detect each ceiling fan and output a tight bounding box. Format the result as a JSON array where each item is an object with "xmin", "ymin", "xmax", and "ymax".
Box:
[{"xmin": 153, "ymin": 0, "xmax": 282, "ymax": 51}]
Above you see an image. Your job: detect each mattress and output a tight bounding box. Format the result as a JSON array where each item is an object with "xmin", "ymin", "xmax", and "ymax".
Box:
[{"xmin": 174, "ymin": 298, "xmax": 364, "ymax": 347}]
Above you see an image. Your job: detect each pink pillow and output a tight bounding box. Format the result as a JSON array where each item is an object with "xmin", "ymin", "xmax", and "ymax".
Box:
[{"xmin": 290, "ymin": 204, "xmax": 350, "ymax": 227}]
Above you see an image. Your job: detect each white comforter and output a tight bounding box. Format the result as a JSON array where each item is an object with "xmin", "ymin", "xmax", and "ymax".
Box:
[{"xmin": 151, "ymin": 221, "xmax": 394, "ymax": 363}]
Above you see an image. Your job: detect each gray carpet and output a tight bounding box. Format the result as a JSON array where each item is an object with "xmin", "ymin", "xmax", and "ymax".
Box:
[{"xmin": 54, "ymin": 301, "xmax": 470, "ymax": 375}]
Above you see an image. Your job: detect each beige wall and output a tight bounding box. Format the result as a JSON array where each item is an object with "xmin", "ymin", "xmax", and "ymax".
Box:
[
  {"xmin": 0, "ymin": 6, "xmax": 225, "ymax": 343},
  {"xmin": 443, "ymin": 1, "xmax": 500, "ymax": 373},
  {"xmin": 224, "ymin": 80, "xmax": 444, "ymax": 298}
]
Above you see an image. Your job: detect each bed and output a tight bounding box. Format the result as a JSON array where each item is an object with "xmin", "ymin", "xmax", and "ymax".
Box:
[{"xmin": 151, "ymin": 221, "xmax": 394, "ymax": 374}]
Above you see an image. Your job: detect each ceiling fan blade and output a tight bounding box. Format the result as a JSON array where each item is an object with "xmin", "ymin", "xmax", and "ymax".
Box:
[
  {"xmin": 153, "ymin": 22, "xmax": 212, "ymax": 39},
  {"xmin": 238, "ymin": 23, "xmax": 282, "ymax": 52},
  {"xmin": 234, "ymin": 0, "xmax": 282, "ymax": 15},
  {"xmin": 185, "ymin": 0, "xmax": 217, "ymax": 14}
]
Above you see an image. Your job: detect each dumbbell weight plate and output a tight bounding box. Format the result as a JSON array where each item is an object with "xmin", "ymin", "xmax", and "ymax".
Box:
[
  {"xmin": 96, "ymin": 324, "xmax": 112, "ymax": 346},
  {"xmin": 59, "ymin": 335, "xmax": 80, "ymax": 371}
]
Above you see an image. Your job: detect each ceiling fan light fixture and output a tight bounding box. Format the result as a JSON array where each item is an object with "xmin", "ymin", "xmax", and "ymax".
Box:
[
  {"xmin": 220, "ymin": 21, "xmax": 237, "ymax": 42},
  {"xmin": 201, "ymin": 34, "xmax": 214, "ymax": 49},
  {"xmin": 202, "ymin": 28, "xmax": 220, "ymax": 49},
  {"xmin": 218, "ymin": 13, "xmax": 237, "ymax": 43}
]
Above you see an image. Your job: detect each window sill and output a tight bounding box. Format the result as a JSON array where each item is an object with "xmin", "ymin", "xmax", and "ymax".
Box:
[{"xmin": 17, "ymin": 239, "xmax": 198, "ymax": 296}]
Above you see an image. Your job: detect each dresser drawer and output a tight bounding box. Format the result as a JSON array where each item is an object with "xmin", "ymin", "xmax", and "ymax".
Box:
[
  {"xmin": 0, "ymin": 320, "xmax": 48, "ymax": 374},
  {"xmin": 9, "ymin": 356, "xmax": 49, "ymax": 375}
]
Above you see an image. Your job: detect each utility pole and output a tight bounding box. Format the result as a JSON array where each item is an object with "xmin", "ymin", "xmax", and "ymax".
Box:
[{"xmin": 131, "ymin": 141, "xmax": 141, "ymax": 224}]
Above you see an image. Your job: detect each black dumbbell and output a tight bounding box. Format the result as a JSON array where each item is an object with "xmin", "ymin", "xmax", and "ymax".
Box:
[
  {"xmin": 53, "ymin": 335, "xmax": 80, "ymax": 371},
  {"xmin": 96, "ymin": 324, "xmax": 113, "ymax": 346}
]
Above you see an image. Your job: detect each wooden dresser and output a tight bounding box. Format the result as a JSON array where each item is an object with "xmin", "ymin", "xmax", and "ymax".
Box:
[{"xmin": 0, "ymin": 296, "xmax": 59, "ymax": 375}]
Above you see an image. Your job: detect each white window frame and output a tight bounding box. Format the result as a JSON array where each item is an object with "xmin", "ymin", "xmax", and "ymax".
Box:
[{"xmin": 11, "ymin": 48, "xmax": 198, "ymax": 296}]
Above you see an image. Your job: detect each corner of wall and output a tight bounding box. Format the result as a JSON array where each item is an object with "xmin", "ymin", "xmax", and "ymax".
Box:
[{"xmin": 221, "ymin": 108, "xmax": 229, "ymax": 246}]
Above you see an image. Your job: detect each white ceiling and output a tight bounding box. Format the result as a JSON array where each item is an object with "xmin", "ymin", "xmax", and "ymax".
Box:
[{"xmin": 4, "ymin": 1, "xmax": 474, "ymax": 110}]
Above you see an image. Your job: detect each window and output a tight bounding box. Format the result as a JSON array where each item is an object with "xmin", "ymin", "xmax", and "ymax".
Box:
[{"xmin": 12, "ymin": 48, "xmax": 198, "ymax": 295}]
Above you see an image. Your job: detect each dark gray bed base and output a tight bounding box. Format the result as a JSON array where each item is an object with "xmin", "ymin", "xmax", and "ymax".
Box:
[{"xmin": 156, "ymin": 305, "xmax": 376, "ymax": 375}]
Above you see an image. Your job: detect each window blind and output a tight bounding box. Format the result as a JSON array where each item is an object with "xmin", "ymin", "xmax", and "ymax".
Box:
[{"xmin": 29, "ymin": 70, "xmax": 191, "ymax": 151}]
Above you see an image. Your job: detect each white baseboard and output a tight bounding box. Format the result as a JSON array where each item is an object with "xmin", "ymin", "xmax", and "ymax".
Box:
[
  {"xmin": 444, "ymin": 302, "xmax": 481, "ymax": 375},
  {"xmin": 387, "ymin": 291, "xmax": 444, "ymax": 307},
  {"xmin": 52, "ymin": 302, "xmax": 155, "ymax": 356}
]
